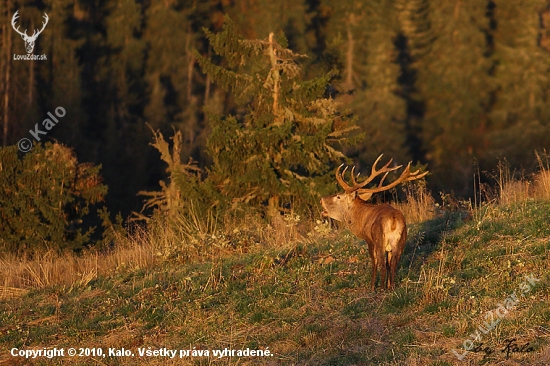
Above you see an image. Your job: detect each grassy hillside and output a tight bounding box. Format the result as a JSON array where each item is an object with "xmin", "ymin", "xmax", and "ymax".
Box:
[{"xmin": 0, "ymin": 198, "xmax": 549, "ymax": 365}]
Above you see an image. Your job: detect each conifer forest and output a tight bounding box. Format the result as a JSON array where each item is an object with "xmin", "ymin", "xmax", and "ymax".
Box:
[{"xmin": 2, "ymin": 0, "xmax": 550, "ymax": 245}]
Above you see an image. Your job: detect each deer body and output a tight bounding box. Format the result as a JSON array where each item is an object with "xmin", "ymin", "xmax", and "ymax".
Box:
[{"xmin": 321, "ymin": 155, "xmax": 427, "ymax": 290}]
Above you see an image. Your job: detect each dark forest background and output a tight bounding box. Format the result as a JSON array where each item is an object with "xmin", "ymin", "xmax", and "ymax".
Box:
[{"xmin": 2, "ymin": 0, "xmax": 550, "ymax": 219}]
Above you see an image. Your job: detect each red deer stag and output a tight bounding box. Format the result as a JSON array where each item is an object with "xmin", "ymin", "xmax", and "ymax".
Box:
[{"xmin": 320, "ymin": 155, "xmax": 428, "ymax": 290}]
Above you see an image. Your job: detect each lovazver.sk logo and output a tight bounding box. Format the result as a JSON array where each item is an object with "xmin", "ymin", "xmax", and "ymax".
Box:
[{"xmin": 11, "ymin": 10, "xmax": 48, "ymax": 61}]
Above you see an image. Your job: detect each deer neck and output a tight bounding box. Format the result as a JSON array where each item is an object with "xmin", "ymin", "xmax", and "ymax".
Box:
[{"xmin": 344, "ymin": 200, "xmax": 377, "ymax": 241}]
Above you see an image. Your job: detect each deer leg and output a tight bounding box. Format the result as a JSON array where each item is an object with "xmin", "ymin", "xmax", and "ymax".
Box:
[
  {"xmin": 381, "ymin": 251, "xmax": 389, "ymax": 290},
  {"xmin": 389, "ymin": 254, "xmax": 395, "ymax": 290},
  {"xmin": 370, "ymin": 258, "xmax": 377, "ymax": 291},
  {"xmin": 366, "ymin": 242, "xmax": 377, "ymax": 291},
  {"xmin": 384, "ymin": 252, "xmax": 393, "ymax": 290},
  {"xmin": 392, "ymin": 250, "xmax": 403, "ymax": 290}
]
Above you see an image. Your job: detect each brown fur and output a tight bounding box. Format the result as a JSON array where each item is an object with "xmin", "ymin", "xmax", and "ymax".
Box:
[{"xmin": 321, "ymin": 192, "xmax": 406, "ymax": 291}]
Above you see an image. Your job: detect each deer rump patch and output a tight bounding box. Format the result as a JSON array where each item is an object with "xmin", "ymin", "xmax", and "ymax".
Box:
[{"xmin": 382, "ymin": 215, "xmax": 404, "ymax": 253}]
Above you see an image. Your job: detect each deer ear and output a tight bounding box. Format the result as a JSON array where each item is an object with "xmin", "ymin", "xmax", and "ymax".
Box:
[
  {"xmin": 358, "ymin": 192, "xmax": 373, "ymax": 201},
  {"xmin": 350, "ymin": 191, "xmax": 358, "ymax": 199}
]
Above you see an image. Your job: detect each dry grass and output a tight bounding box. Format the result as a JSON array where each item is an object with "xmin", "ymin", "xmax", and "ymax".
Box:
[
  {"xmin": 0, "ymin": 208, "xmax": 310, "ymax": 297},
  {"xmin": 0, "ymin": 236, "xmax": 157, "ymax": 294},
  {"xmin": 394, "ymin": 182, "xmax": 436, "ymax": 224},
  {"xmin": 534, "ymin": 150, "xmax": 550, "ymax": 199},
  {"xmin": 496, "ymin": 151, "xmax": 550, "ymax": 205},
  {"xmin": 0, "ymin": 286, "xmax": 29, "ymax": 299},
  {"xmin": 499, "ymin": 179, "xmax": 532, "ymax": 205}
]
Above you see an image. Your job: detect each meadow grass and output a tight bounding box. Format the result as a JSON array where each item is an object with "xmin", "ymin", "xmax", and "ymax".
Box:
[{"xmin": 0, "ymin": 160, "xmax": 549, "ymax": 365}]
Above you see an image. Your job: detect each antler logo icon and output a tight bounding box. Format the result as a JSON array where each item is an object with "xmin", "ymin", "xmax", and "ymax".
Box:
[{"xmin": 11, "ymin": 10, "xmax": 49, "ymax": 54}]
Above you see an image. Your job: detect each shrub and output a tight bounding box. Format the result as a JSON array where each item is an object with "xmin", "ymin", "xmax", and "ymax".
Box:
[{"xmin": 0, "ymin": 143, "xmax": 107, "ymax": 255}]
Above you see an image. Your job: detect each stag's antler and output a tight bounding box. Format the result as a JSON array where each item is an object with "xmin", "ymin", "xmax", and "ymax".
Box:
[
  {"xmin": 36, "ymin": 13, "xmax": 49, "ymax": 37},
  {"xmin": 25, "ymin": 13, "xmax": 49, "ymax": 40},
  {"xmin": 336, "ymin": 155, "xmax": 401, "ymax": 193},
  {"xmin": 335, "ymin": 154, "xmax": 428, "ymax": 200},
  {"xmin": 11, "ymin": 11, "xmax": 27, "ymax": 38}
]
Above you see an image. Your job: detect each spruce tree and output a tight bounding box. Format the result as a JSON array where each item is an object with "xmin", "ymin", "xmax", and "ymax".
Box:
[
  {"xmin": 397, "ymin": 0, "xmax": 494, "ymax": 195},
  {"xmin": 135, "ymin": 128, "xmax": 217, "ymax": 220},
  {"xmin": 0, "ymin": 143, "xmax": 107, "ymax": 255},
  {"xmin": 40, "ymin": 0, "xmax": 88, "ymax": 151},
  {"xmin": 322, "ymin": 1, "xmax": 410, "ymax": 168},
  {"xmin": 487, "ymin": 0, "xmax": 550, "ymax": 170},
  {"xmin": 223, "ymin": 0, "xmax": 309, "ymax": 54},
  {"xmin": 99, "ymin": 0, "xmax": 150, "ymax": 217},
  {"xmin": 352, "ymin": 24, "xmax": 410, "ymax": 167},
  {"xmin": 195, "ymin": 19, "xmax": 359, "ymax": 215},
  {"xmin": 143, "ymin": 0, "xmax": 197, "ymax": 138}
]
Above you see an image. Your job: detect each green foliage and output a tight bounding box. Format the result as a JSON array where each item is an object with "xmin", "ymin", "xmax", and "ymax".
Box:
[
  {"xmin": 399, "ymin": 0, "xmax": 495, "ymax": 194},
  {"xmin": 324, "ymin": 1, "xmax": 411, "ymax": 164},
  {"xmin": 396, "ymin": 0, "xmax": 434, "ymax": 60},
  {"xmin": 196, "ymin": 18, "xmax": 360, "ymax": 214},
  {"xmin": 6, "ymin": 0, "xmax": 550, "ymax": 224},
  {"xmin": 136, "ymin": 128, "xmax": 219, "ymax": 219},
  {"xmin": 142, "ymin": 0, "xmax": 200, "ymax": 136},
  {"xmin": 224, "ymin": 0, "xmax": 309, "ymax": 53},
  {"xmin": 0, "ymin": 143, "xmax": 107, "ymax": 254},
  {"xmin": 486, "ymin": 0, "xmax": 550, "ymax": 169},
  {"xmin": 97, "ymin": 207, "xmax": 127, "ymax": 250},
  {"xmin": 355, "ymin": 24, "xmax": 410, "ymax": 164}
]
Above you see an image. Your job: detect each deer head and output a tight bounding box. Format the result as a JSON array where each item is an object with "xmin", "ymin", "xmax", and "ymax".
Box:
[{"xmin": 12, "ymin": 11, "xmax": 49, "ymax": 54}]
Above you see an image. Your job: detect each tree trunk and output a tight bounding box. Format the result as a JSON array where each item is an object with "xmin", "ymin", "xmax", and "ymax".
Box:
[
  {"xmin": 267, "ymin": 195, "xmax": 280, "ymax": 220},
  {"xmin": 3, "ymin": 0, "xmax": 12, "ymax": 147},
  {"xmin": 268, "ymin": 32, "xmax": 280, "ymax": 121},
  {"xmin": 185, "ymin": 24, "xmax": 194, "ymax": 102},
  {"xmin": 29, "ymin": 51, "xmax": 34, "ymax": 105},
  {"xmin": 0, "ymin": 24, "xmax": 4, "ymax": 145},
  {"xmin": 204, "ymin": 45, "xmax": 211, "ymax": 103},
  {"xmin": 344, "ymin": 14, "xmax": 356, "ymax": 90}
]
